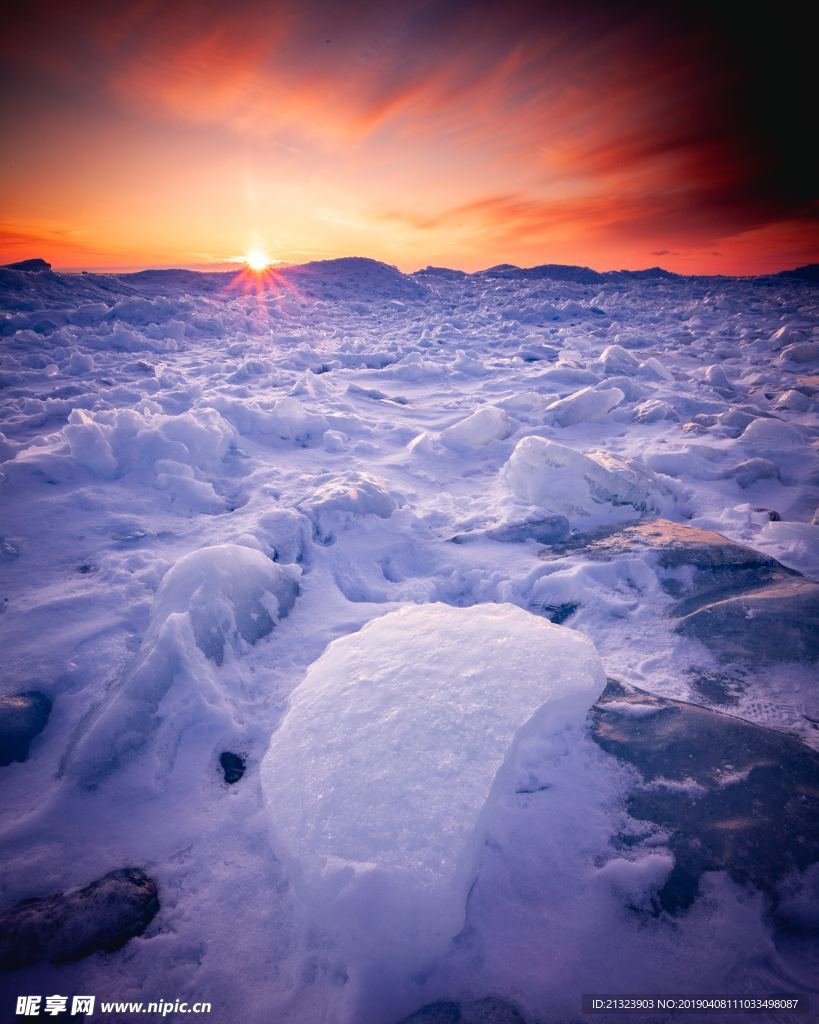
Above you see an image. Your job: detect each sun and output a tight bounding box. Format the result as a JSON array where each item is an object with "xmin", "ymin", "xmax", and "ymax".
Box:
[{"xmin": 244, "ymin": 246, "xmax": 271, "ymax": 272}]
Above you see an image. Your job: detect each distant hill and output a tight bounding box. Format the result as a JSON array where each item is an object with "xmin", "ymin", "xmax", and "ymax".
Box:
[
  {"xmin": 279, "ymin": 256, "xmax": 427, "ymax": 300},
  {"xmin": 609, "ymin": 266, "xmax": 679, "ymax": 280},
  {"xmin": 1, "ymin": 258, "xmax": 51, "ymax": 272},
  {"xmin": 479, "ymin": 263, "xmax": 604, "ymax": 284},
  {"xmin": 413, "ymin": 266, "xmax": 469, "ymax": 280},
  {"xmin": 772, "ymin": 264, "xmax": 819, "ymax": 284}
]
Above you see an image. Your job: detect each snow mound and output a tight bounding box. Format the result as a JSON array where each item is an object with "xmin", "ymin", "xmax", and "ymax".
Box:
[
  {"xmin": 151, "ymin": 544, "xmax": 299, "ymax": 665},
  {"xmin": 755, "ymin": 520, "xmax": 819, "ymax": 577},
  {"xmin": 67, "ymin": 545, "xmax": 299, "ymax": 787},
  {"xmin": 502, "ymin": 436, "xmax": 667, "ymax": 523},
  {"xmin": 261, "ymin": 603, "xmax": 604, "ymax": 1000},
  {"xmin": 300, "ymin": 472, "xmax": 397, "ymax": 541},
  {"xmin": 55, "ymin": 406, "xmax": 237, "ymax": 511},
  {"xmin": 440, "ymin": 405, "xmax": 511, "ymax": 449},
  {"xmin": 213, "ymin": 395, "xmax": 328, "ymax": 444},
  {"xmin": 64, "ymin": 406, "xmax": 236, "ymax": 478}
]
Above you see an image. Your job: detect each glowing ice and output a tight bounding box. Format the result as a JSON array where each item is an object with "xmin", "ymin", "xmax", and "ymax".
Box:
[{"xmin": 261, "ymin": 602, "xmax": 604, "ymax": 980}]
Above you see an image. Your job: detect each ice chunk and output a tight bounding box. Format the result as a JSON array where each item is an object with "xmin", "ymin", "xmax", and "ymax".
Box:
[
  {"xmin": 738, "ymin": 417, "xmax": 803, "ymax": 449},
  {"xmin": 779, "ymin": 341, "xmax": 818, "ymax": 364},
  {"xmin": 704, "ymin": 365, "xmax": 732, "ymax": 389},
  {"xmin": 150, "ymin": 543, "xmax": 299, "ymax": 665},
  {"xmin": 261, "ymin": 603, "xmax": 604, "ymax": 995},
  {"xmin": 452, "ymin": 349, "xmax": 485, "ymax": 375},
  {"xmin": 535, "ymin": 362, "xmax": 597, "ymax": 388},
  {"xmin": 545, "ymin": 385, "xmax": 624, "ymax": 426},
  {"xmin": 281, "ymin": 256, "xmax": 427, "ymax": 301},
  {"xmin": 731, "ymin": 457, "xmax": 780, "ymax": 488},
  {"xmin": 633, "ymin": 399, "xmax": 675, "ymax": 423},
  {"xmin": 440, "ymin": 405, "xmax": 511, "ymax": 449},
  {"xmin": 66, "ymin": 350, "xmax": 95, "ymax": 374},
  {"xmin": 773, "ymin": 389, "xmax": 811, "ymax": 412},
  {"xmin": 596, "ymin": 852, "xmax": 675, "ymax": 906},
  {"xmin": 638, "ymin": 356, "xmax": 674, "ymax": 382},
  {"xmin": 596, "ymin": 344, "xmax": 639, "ymax": 376},
  {"xmin": 502, "ymin": 436, "xmax": 665, "ymax": 522},
  {"xmin": 769, "ymin": 324, "xmax": 799, "ymax": 348}
]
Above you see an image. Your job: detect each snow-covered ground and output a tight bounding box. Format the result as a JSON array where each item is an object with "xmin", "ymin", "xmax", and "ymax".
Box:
[{"xmin": 1, "ymin": 257, "xmax": 817, "ymax": 1022}]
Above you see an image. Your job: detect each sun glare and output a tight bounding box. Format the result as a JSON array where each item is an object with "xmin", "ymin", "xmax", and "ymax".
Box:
[{"xmin": 244, "ymin": 247, "xmax": 271, "ymax": 272}]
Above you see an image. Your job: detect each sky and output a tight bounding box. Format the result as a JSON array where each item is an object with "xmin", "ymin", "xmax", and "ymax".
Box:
[{"xmin": 1, "ymin": 0, "xmax": 816, "ymax": 275}]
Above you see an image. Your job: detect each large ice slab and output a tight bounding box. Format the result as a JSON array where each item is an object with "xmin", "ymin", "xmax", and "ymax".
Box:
[{"xmin": 261, "ymin": 603, "xmax": 604, "ymax": 990}]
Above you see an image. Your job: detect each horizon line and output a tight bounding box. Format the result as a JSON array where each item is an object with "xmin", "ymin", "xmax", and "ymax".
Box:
[{"xmin": 3, "ymin": 254, "xmax": 817, "ymax": 281}]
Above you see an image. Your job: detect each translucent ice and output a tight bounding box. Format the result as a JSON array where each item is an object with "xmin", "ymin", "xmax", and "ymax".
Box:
[{"xmin": 261, "ymin": 603, "xmax": 604, "ymax": 996}]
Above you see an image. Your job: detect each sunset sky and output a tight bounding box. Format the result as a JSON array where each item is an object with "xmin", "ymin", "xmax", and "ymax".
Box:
[{"xmin": 2, "ymin": 0, "xmax": 816, "ymax": 275}]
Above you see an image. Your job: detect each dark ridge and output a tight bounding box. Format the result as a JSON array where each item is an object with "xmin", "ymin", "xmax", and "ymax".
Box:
[
  {"xmin": 412, "ymin": 266, "xmax": 469, "ymax": 280},
  {"xmin": 610, "ymin": 266, "xmax": 680, "ymax": 280},
  {"xmin": 1, "ymin": 258, "xmax": 51, "ymax": 272},
  {"xmin": 2, "ymin": 257, "xmax": 817, "ymax": 290},
  {"xmin": 772, "ymin": 263, "xmax": 819, "ymax": 284},
  {"xmin": 479, "ymin": 262, "xmax": 603, "ymax": 283}
]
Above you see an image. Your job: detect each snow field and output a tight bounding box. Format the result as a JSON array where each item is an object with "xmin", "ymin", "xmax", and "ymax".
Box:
[{"xmin": 0, "ymin": 257, "xmax": 817, "ymax": 1022}]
